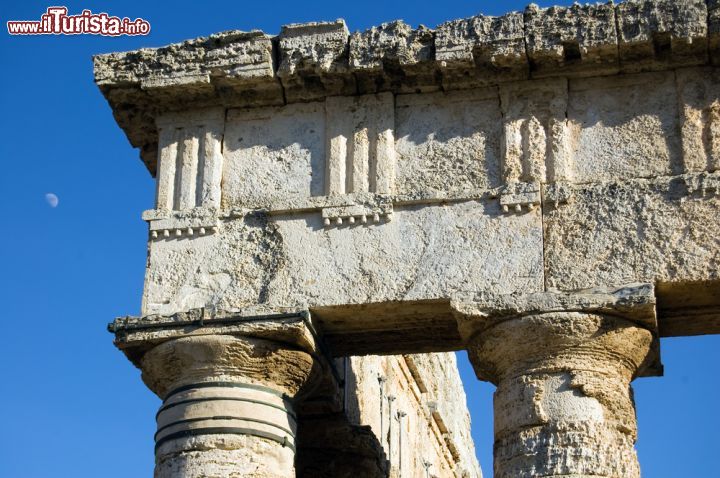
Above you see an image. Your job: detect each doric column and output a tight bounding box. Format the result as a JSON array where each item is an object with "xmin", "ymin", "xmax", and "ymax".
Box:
[
  {"xmin": 108, "ymin": 310, "xmax": 325, "ymax": 478},
  {"xmin": 141, "ymin": 334, "xmax": 315, "ymax": 478},
  {"xmin": 453, "ymin": 284, "xmax": 662, "ymax": 478}
]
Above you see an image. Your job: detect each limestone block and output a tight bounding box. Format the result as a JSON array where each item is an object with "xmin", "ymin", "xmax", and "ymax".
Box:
[
  {"xmin": 109, "ymin": 308, "xmax": 319, "ymax": 366},
  {"xmin": 325, "ymin": 93, "xmax": 396, "ymax": 195},
  {"xmin": 155, "ymin": 108, "xmax": 225, "ymax": 211},
  {"xmin": 676, "ymin": 67, "xmax": 720, "ymax": 172},
  {"xmin": 94, "ymin": 30, "xmax": 275, "ymax": 89},
  {"xmin": 95, "ymin": 5, "xmax": 718, "ymax": 178},
  {"xmin": 394, "ymin": 89, "xmax": 503, "ymax": 195},
  {"xmin": 222, "ymin": 103, "xmax": 326, "ymax": 207},
  {"xmin": 349, "ymin": 20, "xmax": 429, "ymax": 67},
  {"xmin": 543, "ymin": 174, "xmax": 720, "ymax": 291},
  {"xmin": 144, "ymin": 207, "xmax": 220, "ymax": 241},
  {"xmin": 321, "ymin": 201, "xmax": 393, "ymax": 228},
  {"xmin": 524, "ymin": 2, "xmax": 619, "ymax": 78},
  {"xmin": 141, "ymin": 213, "xmax": 286, "ymax": 316},
  {"xmin": 616, "ymin": 0, "xmax": 708, "ymax": 72},
  {"xmin": 452, "ymin": 282, "xmax": 658, "ymax": 337},
  {"xmin": 349, "ymin": 21, "xmax": 437, "ymax": 94},
  {"xmin": 204, "ymin": 33, "xmax": 284, "ymax": 108},
  {"xmin": 568, "ymin": 71, "xmax": 682, "ymax": 182},
  {"xmin": 435, "ymin": 12, "xmax": 527, "ymax": 89},
  {"xmin": 499, "ymin": 182, "xmax": 541, "ymax": 214},
  {"xmin": 94, "ymin": 40, "xmax": 208, "ymax": 90},
  {"xmin": 277, "ymin": 20, "xmax": 354, "ymax": 101},
  {"xmin": 222, "ymin": 94, "xmax": 396, "ymax": 208},
  {"xmin": 142, "ymin": 199, "xmax": 543, "ymax": 315},
  {"xmin": 278, "ymin": 20, "xmax": 349, "ymax": 75},
  {"xmin": 499, "ymin": 78, "xmax": 570, "ymax": 184},
  {"xmin": 206, "ymin": 32, "xmax": 274, "ymax": 75},
  {"xmin": 266, "ymin": 200, "xmax": 543, "ymax": 309},
  {"xmin": 93, "ymin": 30, "xmax": 280, "ymax": 175}
]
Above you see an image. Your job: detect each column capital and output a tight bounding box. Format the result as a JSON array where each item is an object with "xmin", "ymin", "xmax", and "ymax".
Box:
[
  {"xmin": 108, "ymin": 308, "xmax": 332, "ymax": 478},
  {"xmin": 453, "ymin": 284, "xmax": 661, "ymax": 478},
  {"xmin": 140, "ymin": 334, "xmax": 319, "ymax": 399},
  {"xmin": 464, "ymin": 311, "xmax": 655, "ymax": 386},
  {"xmin": 108, "ymin": 307, "xmax": 323, "ymax": 368},
  {"xmin": 452, "ymin": 282, "xmax": 663, "ymax": 382}
]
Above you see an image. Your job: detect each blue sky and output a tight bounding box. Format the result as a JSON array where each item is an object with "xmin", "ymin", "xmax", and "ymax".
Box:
[{"xmin": 1, "ymin": 1, "xmax": 718, "ymax": 477}]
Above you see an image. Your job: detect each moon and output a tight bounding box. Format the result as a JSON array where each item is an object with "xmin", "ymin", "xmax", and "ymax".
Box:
[{"xmin": 45, "ymin": 193, "xmax": 59, "ymax": 208}]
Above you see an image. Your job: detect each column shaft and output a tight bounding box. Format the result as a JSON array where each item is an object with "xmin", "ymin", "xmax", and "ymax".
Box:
[
  {"xmin": 467, "ymin": 312, "xmax": 653, "ymax": 478},
  {"xmin": 140, "ymin": 334, "xmax": 316, "ymax": 478}
]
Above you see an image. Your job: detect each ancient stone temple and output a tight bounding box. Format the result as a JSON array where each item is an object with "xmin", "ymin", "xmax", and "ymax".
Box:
[{"xmin": 95, "ymin": 0, "xmax": 719, "ymax": 476}]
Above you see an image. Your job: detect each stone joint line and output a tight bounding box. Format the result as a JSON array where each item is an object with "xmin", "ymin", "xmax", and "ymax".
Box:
[
  {"xmin": 154, "ymin": 382, "xmax": 297, "ymax": 454},
  {"xmin": 162, "ymin": 380, "xmax": 292, "ymax": 402},
  {"xmin": 154, "ymin": 427, "xmax": 296, "ymax": 454}
]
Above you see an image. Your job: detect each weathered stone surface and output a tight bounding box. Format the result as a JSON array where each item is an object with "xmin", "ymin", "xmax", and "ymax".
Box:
[
  {"xmin": 141, "ymin": 334, "xmax": 317, "ymax": 398},
  {"xmin": 435, "ymin": 12, "xmax": 526, "ymax": 89},
  {"xmin": 141, "ymin": 214, "xmax": 286, "ymax": 316},
  {"xmin": 323, "ymin": 93, "xmax": 396, "ymax": 196},
  {"xmin": 154, "ymin": 108, "xmax": 226, "ymax": 212},
  {"xmin": 543, "ymin": 174, "xmax": 720, "ymax": 291},
  {"xmin": 278, "ymin": 20, "xmax": 349, "ymax": 76},
  {"xmin": 349, "ymin": 21, "xmax": 437, "ymax": 94},
  {"xmin": 277, "ymin": 20, "xmax": 354, "ymax": 101},
  {"xmin": 395, "ymin": 89, "xmax": 503, "ymax": 194},
  {"xmin": 223, "ymin": 103, "xmax": 326, "ymax": 206},
  {"xmin": 93, "ymin": 30, "xmax": 280, "ymax": 174},
  {"xmin": 109, "ymin": 308, "xmax": 318, "ymax": 366},
  {"xmin": 142, "ymin": 334, "xmax": 319, "ymax": 478},
  {"xmin": 403, "ymin": 353, "xmax": 479, "ymax": 477},
  {"xmin": 127, "ymin": 72, "xmax": 720, "ymax": 339},
  {"xmin": 94, "ymin": 1, "xmax": 719, "ymax": 175},
  {"xmin": 94, "ymin": 30, "xmax": 275, "ymax": 88},
  {"xmin": 346, "ymin": 353, "xmax": 481, "ymax": 478},
  {"xmin": 452, "ymin": 282, "xmax": 657, "ymax": 334},
  {"xmin": 568, "ymin": 71, "xmax": 683, "ymax": 182},
  {"xmin": 349, "ymin": 20, "xmax": 433, "ymax": 68},
  {"xmin": 524, "ymin": 2, "xmax": 619, "ymax": 77},
  {"xmin": 676, "ymin": 67, "xmax": 720, "ymax": 172},
  {"xmin": 499, "ymin": 77, "xmax": 570, "ymax": 184},
  {"xmin": 466, "ymin": 312, "xmax": 654, "ymax": 478},
  {"xmin": 616, "ymin": 0, "xmax": 708, "ymax": 71},
  {"xmin": 263, "ymin": 200, "xmax": 543, "ymax": 309}
]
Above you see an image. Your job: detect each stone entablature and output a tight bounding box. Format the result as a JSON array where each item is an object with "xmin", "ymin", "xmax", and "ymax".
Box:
[
  {"xmin": 120, "ymin": 71, "xmax": 720, "ymax": 329},
  {"xmin": 95, "ymin": 0, "xmax": 716, "ymax": 174},
  {"xmin": 95, "ymin": 1, "xmax": 720, "ymax": 337}
]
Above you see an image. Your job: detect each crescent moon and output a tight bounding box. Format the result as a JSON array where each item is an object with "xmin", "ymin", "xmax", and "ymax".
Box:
[{"xmin": 45, "ymin": 193, "xmax": 59, "ymax": 208}]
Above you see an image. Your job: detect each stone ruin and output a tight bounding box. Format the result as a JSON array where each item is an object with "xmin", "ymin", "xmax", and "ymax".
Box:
[{"xmin": 95, "ymin": 0, "xmax": 720, "ymax": 476}]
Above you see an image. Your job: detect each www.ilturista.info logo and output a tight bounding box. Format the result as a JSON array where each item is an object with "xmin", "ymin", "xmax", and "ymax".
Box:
[{"xmin": 7, "ymin": 7, "xmax": 150, "ymax": 36}]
